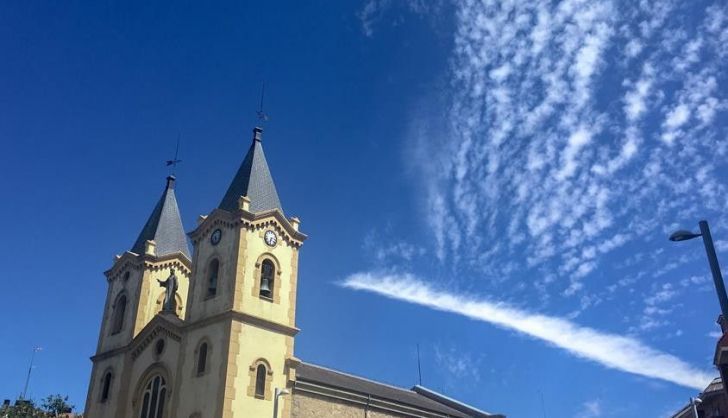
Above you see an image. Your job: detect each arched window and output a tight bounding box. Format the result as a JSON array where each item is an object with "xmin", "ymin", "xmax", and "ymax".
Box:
[
  {"xmin": 100, "ymin": 371, "xmax": 112, "ymax": 402},
  {"xmin": 255, "ymin": 364, "xmax": 266, "ymax": 398},
  {"xmin": 207, "ymin": 259, "xmax": 219, "ymax": 297},
  {"xmin": 259, "ymin": 260, "xmax": 274, "ymax": 298},
  {"xmin": 139, "ymin": 375, "xmax": 166, "ymax": 418},
  {"xmin": 196, "ymin": 343, "xmax": 208, "ymax": 375},
  {"xmin": 111, "ymin": 294, "xmax": 127, "ymax": 335}
]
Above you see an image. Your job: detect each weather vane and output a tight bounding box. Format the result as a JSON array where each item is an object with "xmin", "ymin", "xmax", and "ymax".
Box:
[
  {"xmin": 256, "ymin": 81, "xmax": 269, "ymax": 124},
  {"xmin": 165, "ymin": 135, "xmax": 182, "ymax": 175}
]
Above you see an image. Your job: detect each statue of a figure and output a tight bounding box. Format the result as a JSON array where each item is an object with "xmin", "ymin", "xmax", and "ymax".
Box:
[{"xmin": 158, "ymin": 269, "xmax": 179, "ymax": 314}]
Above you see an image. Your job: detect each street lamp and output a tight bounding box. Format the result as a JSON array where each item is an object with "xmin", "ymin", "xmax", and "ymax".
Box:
[
  {"xmin": 272, "ymin": 388, "xmax": 290, "ymax": 418},
  {"xmin": 691, "ymin": 397, "xmax": 702, "ymax": 418},
  {"xmin": 669, "ymin": 220, "xmax": 728, "ymax": 321}
]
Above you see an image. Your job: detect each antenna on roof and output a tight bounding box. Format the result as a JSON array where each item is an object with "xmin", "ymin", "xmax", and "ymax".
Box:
[
  {"xmin": 165, "ymin": 135, "xmax": 182, "ymax": 175},
  {"xmin": 256, "ymin": 81, "xmax": 269, "ymax": 124},
  {"xmin": 417, "ymin": 344, "xmax": 423, "ymax": 386},
  {"xmin": 539, "ymin": 390, "xmax": 548, "ymax": 418},
  {"xmin": 21, "ymin": 347, "xmax": 42, "ymax": 400}
]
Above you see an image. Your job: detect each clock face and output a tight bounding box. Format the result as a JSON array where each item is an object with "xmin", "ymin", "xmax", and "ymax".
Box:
[
  {"xmin": 264, "ymin": 230, "xmax": 277, "ymax": 247},
  {"xmin": 210, "ymin": 229, "xmax": 222, "ymax": 245}
]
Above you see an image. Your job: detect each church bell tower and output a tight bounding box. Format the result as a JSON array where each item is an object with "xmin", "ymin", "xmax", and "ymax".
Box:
[
  {"xmin": 84, "ymin": 126, "xmax": 305, "ymax": 418},
  {"xmin": 181, "ymin": 126, "xmax": 306, "ymax": 417},
  {"xmin": 84, "ymin": 175, "xmax": 192, "ymax": 417}
]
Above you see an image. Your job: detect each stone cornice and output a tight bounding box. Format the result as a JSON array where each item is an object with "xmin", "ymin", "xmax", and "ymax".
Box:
[
  {"xmin": 142, "ymin": 253, "xmax": 192, "ymax": 274},
  {"xmin": 188, "ymin": 208, "xmax": 307, "ymax": 247},
  {"xmin": 129, "ymin": 317, "xmax": 183, "ymax": 360},
  {"xmin": 229, "ymin": 310, "xmax": 299, "ymax": 336},
  {"xmin": 92, "ymin": 310, "xmax": 298, "ymax": 362},
  {"xmin": 104, "ymin": 252, "xmax": 144, "ymax": 280},
  {"xmin": 105, "ymin": 251, "xmax": 191, "ymax": 282},
  {"xmin": 91, "ymin": 314, "xmax": 183, "ymax": 362}
]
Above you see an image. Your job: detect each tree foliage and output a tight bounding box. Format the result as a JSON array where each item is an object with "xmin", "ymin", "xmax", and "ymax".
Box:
[{"xmin": 0, "ymin": 394, "xmax": 74, "ymax": 417}]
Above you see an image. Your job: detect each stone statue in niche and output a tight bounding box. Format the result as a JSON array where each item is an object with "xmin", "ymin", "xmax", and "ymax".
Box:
[{"xmin": 158, "ymin": 269, "xmax": 179, "ymax": 314}]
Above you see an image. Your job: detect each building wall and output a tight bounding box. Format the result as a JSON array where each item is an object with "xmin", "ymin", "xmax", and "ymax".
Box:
[
  {"xmin": 97, "ymin": 258, "xmax": 143, "ymax": 354},
  {"xmin": 225, "ymin": 320, "xmax": 292, "ymax": 418},
  {"xmin": 173, "ymin": 320, "xmax": 230, "ymax": 418},
  {"xmin": 83, "ymin": 354, "xmax": 127, "ymax": 418},
  {"xmin": 235, "ymin": 222, "xmax": 299, "ymax": 329},
  {"xmin": 291, "ymin": 391, "xmax": 408, "ymax": 418},
  {"xmin": 186, "ymin": 218, "xmax": 240, "ymax": 323}
]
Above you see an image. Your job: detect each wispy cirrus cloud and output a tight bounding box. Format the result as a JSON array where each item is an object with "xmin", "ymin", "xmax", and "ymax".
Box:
[
  {"xmin": 411, "ymin": 0, "xmax": 728, "ymax": 299},
  {"xmin": 576, "ymin": 400, "xmax": 602, "ymax": 418},
  {"xmin": 342, "ymin": 272, "xmax": 713, "ymax": 390},
  {"xmin": 433, "ymin": 344, "xmax": 483, "ymax": 383}
]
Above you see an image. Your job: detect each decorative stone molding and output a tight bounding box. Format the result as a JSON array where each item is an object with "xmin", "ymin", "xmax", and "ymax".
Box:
[
  {"xmin": 251, "ymin": 253, "xmax": 283, "ymax": 304},
  {"xmin": 188, "ymin": 208, "xmax": 306, "ymax": 247},
  {"xmin": 247, "ymin": 358, "xmax": 273, "ymax": 400},
  {"xmin": 145, "ymin": 240, "xmax": 157, "ymax": 256},
  {"xmin": 238, "ymin": 195, "xmax": 251, "ymax": 211},
  {"xmin": 131, "ymin": 323, "xmax": 182, "ymax": 360},
  {"xmin": 289, "ymin": 217, "xmax": 300, "ymax": 231}
]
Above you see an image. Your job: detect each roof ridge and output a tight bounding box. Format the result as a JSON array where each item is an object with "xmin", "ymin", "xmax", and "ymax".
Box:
[
  {"xmin": 299, "ymin": 361, "xmax": 418, "ymax": 395},
  {"xmin": 413, "ymin": 385, "xmax": 498, "ymax": 417}
]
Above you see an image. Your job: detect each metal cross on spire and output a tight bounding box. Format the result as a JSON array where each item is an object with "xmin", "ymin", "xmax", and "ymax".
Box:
[
  {"xmin": 256, "ymin": 81, "xmax": 270, "ymax": 124},
  {"xmin": 165, "ymin": 135, "xmax": 182, "ymax": 175}
]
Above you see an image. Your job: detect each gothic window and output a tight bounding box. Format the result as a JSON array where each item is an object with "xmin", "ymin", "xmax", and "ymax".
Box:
[
  {"xmin": 255, "ymin": 364, "xmax": 266, "ymax": 398},
  {"xmin": 196, "ymin": 342, "xmax": 208, "ymax": 375},
  {"xmin": 100, "ymin": 371, "xmax": 112, "ymax": 402},
  {"xmin": 207, "ymin": 259, "xmax": 219, "ymax": 298},
  {"xmin": 259, "ymin": 260, "xmax": 274, "ymax": 299},
  {"xmin": 139, "ymin": 375, "xmax": 166, "ymax": 418},
  {"xmin": 111, "ymin": 294, "xmax": 127, "ymax": 335}
]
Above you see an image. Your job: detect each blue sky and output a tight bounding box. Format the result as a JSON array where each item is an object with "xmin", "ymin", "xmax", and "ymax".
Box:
[{"xmin": 0, "ymin": 1, "xmax": 726, "ymax": 417}]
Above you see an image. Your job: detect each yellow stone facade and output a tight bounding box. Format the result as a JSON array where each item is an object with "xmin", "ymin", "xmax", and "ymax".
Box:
[{"xmin": 84, "ymin": 197, "xmax": 305, "ymax": 418}]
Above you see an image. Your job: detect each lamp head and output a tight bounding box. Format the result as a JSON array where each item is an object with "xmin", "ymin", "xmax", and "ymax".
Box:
[{"xmin": 669, "ymin": 230, "xmax": 702, "ymax": 242}]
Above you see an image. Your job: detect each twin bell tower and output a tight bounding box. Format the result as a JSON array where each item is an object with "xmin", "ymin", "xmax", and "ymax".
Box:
[{"xmin": 84, "ymin": 126, "xmax": 307, "ymax": 418}]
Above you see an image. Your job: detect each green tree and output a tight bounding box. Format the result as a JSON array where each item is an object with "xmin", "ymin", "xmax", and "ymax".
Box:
[
  {"xmin": 41, "ymin": 394, "xmax": 73, "ymax": 416},
  {"xmin": 0, "ymin": 399, "xmax": 45, "ymax": 417},
  {"xmin": 0, "ymin": 395, "xmax": 74, "ymax": 417}
]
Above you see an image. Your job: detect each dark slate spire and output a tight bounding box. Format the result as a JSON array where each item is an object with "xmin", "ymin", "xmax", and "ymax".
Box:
[
  {"xmin": 218, "ymin": 127, "xmax": 283, "ymax": 214},
  {"xmin": 131, "ymin": 176, "xmax": 191, "ymax": 258}
]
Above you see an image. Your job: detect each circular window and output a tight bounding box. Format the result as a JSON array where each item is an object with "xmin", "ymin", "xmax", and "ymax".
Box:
[{"xmin": 155, "ymin": 339, "xmax": 165, "ymax": 355}]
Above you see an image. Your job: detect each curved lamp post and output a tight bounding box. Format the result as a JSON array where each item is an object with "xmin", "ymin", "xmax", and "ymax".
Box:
[
  {"xmin": 669, "ymin": 220, "xmax": 728, "ymax": 321},
  {"xmin": 273, "ymin": 388, "xmax": 290, "ymax": 418},
  {"xmin": 691, "ymin": 397, "xmax": 702, "ymax": 418}
]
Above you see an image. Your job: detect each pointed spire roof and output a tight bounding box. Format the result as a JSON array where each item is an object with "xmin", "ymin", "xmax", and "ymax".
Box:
[
  {"xmin": 131, "ymin": 176, "xmax": 191, "ymax": 258},
  {"xmin": 218, "ymin": 127, "xmax": 283, "ymax": 214}
]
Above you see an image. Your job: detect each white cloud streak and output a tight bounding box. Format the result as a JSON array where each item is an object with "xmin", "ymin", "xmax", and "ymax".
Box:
[{"xmin": 342, "ymin": 272, "xmax": 713, "ymax": 390}]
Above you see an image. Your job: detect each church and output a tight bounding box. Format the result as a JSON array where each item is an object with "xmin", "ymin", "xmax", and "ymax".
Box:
[{"xmin": 83, "ymin": 126, "xmax": 504, "ymax": 418}]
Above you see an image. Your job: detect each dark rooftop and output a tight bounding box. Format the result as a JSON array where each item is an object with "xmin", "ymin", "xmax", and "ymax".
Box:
[
  {"xmin": 130, "ymin": 176, "xmax": 190, "ymax": 258},
  {"xmin": 296, "ymin": 362, "xmax": 501, "ymax": 418},
  {"xmin": 218, "ymin": 127, "xmax": 282, "ymax": 214}
]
